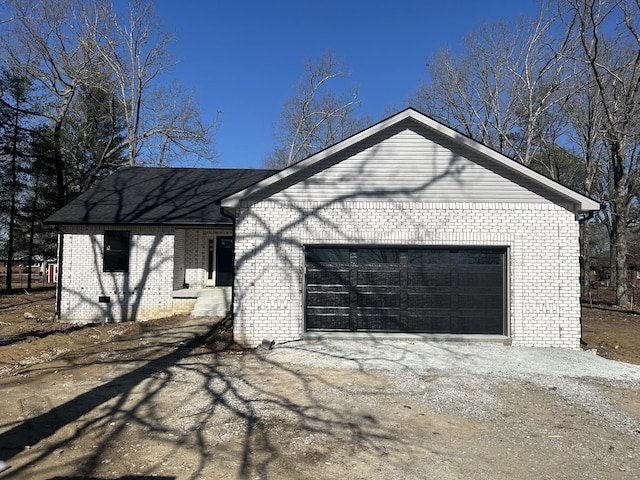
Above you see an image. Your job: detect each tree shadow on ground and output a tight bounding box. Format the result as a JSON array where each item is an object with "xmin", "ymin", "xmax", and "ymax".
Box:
[
  {"xmin": 0, "ymin": 289, "xmax": 55, "ymax": 311},
  {"xmin": 50, "ymin": 477, "xmax": 175, "ymax": 480},
  {"xmin": 0, "ymin": 319, "xmax": 213, "ymax": 478},
  {"xmin": 0, "ymin": 316, "xmax": 410, "ymax": 479},
  {"xmin": 0, "ymin": 323, "xmax": 100, "ymax": 345}
]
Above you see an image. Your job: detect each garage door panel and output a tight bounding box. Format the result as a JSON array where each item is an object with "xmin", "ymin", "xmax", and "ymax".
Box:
[
  {"xmin": 459, "ymin": 293, "xmax": 503, "ymax": 308},
  {"xmin": 357, "ymin": 291, "xmax": 400, "ymax": 308},
  {"xmin": 408, "ymin": 249, "xmax": 450, "ymax": 265},
  {"xmin": 306, "ymin": 248, "xmax": 350, "ymax": 263},
  {"xmin": 458, "ymin": 250, "xmax": 502, "ymax": 264},
  {"xmin": 357, "ymin": 248, "xmax": 400, "ymax": 264},
  {"xmin": 357, "ymin": 311, "xmax": 402, "ymax": 331},
  {"xmin": 457, "ymin": 313, "xmax": 504, "ymax": 334},
  {"xmin": 307, "ymin": 291, "xmax": 350, "ymax": 308},
  {"xmin": 357, "ymin": 269, "xmax": 401, "ymax": 286},
  {"xmin": 408, "ymin": 268, "xmax": 452, "ymax": 287},
  {"xmin": 458, "ymin": 269, "xmax": 503, "ymax": 288},
  {"xmin": 307, "ymin": 268, "xmax": 350, "ymax": 285},
  {"xmin": 407, "ymin": 292, "xmax": 451, "ymax": 309},
  {"xmin": 307, "ymin": 310, "xmax": 350, "ymax": 330},
  {"xmin": 407, "ymin": 312, "xmax": 452, "ymax": 332}
]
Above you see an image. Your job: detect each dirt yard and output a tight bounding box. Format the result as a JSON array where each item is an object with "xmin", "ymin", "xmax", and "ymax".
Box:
[{"xmin": 0, "ymin": 288, "xmax": 639, "ymax": 479}]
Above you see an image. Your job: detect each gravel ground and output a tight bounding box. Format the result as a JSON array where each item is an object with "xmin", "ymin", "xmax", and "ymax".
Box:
[
  {"xmin": 267, "ymin": 339, "xmax": 640, "ymax": 382},
  {"xmin": 268, "ymin": 340, "xmax": 640, "ymax": 433}
]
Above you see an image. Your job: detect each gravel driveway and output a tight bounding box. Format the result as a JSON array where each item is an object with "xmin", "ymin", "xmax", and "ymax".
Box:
[
  {"xmin": 268, "ymin": 339, "xmax": 640, "ymax": 382},
  {"xmin": 268, "ymin": 340, "xmax": 640, "ymax": 434}
]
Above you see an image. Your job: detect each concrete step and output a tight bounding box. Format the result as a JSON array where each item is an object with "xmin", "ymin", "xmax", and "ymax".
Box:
[
  {"xmin": 192, "ymin": 309, "xmax": 228, "ymax": 317},
  {"xmin": 192, "ymin": 303, "xmax": 229, "ymax": 314},
  {"xmin": 191, "ymin": 288, "xmax": 231, "ymax": 317}
]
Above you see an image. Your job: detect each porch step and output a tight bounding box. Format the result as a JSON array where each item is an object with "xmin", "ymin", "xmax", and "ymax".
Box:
[{"xmin": 191, "ymin": 288, "xmax": 232, "ymax": 317}]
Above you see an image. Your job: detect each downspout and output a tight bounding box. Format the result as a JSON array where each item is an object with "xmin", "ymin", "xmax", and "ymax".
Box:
[
  {"xmin": 577, "ymin": 210, "xmax": 595, "ymax": 224},
  {"xmin": 55, "ymin": 228, "xmax": 64, "ymax": 320},
  {"xmin": 219, "ymin": 205, "xmax": 237, "ymax": 317}
]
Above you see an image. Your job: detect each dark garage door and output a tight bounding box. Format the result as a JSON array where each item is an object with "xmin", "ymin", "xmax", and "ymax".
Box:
[{"xmin": 305, "ymin": 246, "xmax": 505, "ymax": 335}]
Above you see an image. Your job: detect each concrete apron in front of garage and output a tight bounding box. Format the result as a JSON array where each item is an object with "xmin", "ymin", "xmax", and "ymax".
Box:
[{"xmin": 304, "ymin": 332, "xmax": 511, "ymax": 345}]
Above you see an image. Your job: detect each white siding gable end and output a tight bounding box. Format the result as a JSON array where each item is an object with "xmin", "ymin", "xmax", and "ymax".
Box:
[
  {"xmin": 268, "ymin": 126, "xmax": 569, "ymax": 206},
  {"xmin": 221, "ymin": 109, "xmax": 600, "ymax": 213}
]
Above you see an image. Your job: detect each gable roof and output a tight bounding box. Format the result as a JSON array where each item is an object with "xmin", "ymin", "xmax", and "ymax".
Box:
[
  {"xmin": 45, "ymin": 167, "xmax": 277, "ymax": 226},
  {"xmin": 220, "ymin": 108, "xmax": 600, "ymax": 213}
]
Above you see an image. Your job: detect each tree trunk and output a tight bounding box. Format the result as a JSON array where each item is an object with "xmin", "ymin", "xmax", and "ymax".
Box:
[
  {"xmin": 610, "ymin": 137, "xmax": 631, "ymax": 307},
  {"xmin": 609, "ymin": 240, "xmax": 617, "ymax": 291},
  {"xmin": 52, "ymin": 92, "xmax": 75, "ymax": 208},
  {"xmin": 5, "ymin": 94, "xmax": 20, "ymax": 293},
  {"xmin": 52, "ymin": 121, "xmax": 67, "ymax": 209},
  {"xmin": 6, "ymin": 153, "xmax": 16, "ymax": 293},
  {"xmin": 579, "ymin": 221, "xmax": 591, "ymax": 298},
  {"xmin": 612, "ymin": 210, "xmax": 630, "ymax": 307},
  {"xmin": 26, "ymin": 172, "xmax": 40, "ymax": 290}
]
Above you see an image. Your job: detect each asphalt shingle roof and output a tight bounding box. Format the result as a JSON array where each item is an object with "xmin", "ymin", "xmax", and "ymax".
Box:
[{"xmin": 45, "ymin": 167, "xmax": 278, "ymax": 226}]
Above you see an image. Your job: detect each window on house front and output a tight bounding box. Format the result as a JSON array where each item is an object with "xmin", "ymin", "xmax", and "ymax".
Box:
[{"xmin": 104, "ymin": 231, "xmax": 130, "ymax": 272}]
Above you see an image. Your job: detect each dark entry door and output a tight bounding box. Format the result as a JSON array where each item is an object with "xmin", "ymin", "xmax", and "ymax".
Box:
[
  {"xmin": 305, "ymin": 246, "xmax": 505, "ymax": 334},
  {"xmin": 215, "ymin": 236, "xmax": 234, "ymax": 286}
]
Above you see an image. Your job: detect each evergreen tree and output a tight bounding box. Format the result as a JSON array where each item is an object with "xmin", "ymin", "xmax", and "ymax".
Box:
[
  {"xmin": 16, "ymin": 126, "xmax": 59, "ymax": 289},
  {"xmin": 0, "ymin": 66, "xmax": 35, "ymax": 292}
]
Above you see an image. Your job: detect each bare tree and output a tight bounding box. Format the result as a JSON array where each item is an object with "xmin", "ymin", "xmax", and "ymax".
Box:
[
  {"xmin": 416, "ymin": 22, "xmax": 522, "ymax": 156},
  {"xmin": 62, "ymin": 35, "xmax": 128, "ymax": 192},
  {"xmin": 416, "ymin": 8, "xmax": 571, "ymax": 167},
  {"xmin": 415, "ymin": 3, "xmax": 640, "ymax": 305},
  {"xmin": 143, "ymin": 80, "xmax": 218, "ymax": 165},
  {"xmin": 94, "ymin": 0, "xmax": 216, "ymax": 166},
  {"xmin": 266, "ymin": 52, "xmax": 365, "ymax": 168},
  {"xmin": 560, "ymin": 0, "xmax": 640, "ymax": 306},
  {"xmin": 1, "ymin": 0, "xmax": 217, "ymax": 192},
  {"xmin": 1, "ymin": 0, "xmax": 109, "ymax": 206},
  {"xmin": 0, "ymin": 0, "xmax": 16, "ymax": 25},
  {"xmin": 560, "ymin": 64, "xmax": 607, "ymax": 297}
]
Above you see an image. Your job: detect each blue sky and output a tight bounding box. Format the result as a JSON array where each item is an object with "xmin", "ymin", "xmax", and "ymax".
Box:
[{"xmin": 154, "ymin": 1, "xmax": 541, "ymax": 169}]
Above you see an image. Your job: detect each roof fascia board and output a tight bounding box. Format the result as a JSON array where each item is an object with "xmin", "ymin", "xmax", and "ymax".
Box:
[{"xmin": 221, "ymin": 108, "xmax": 600, "ymax": 212}]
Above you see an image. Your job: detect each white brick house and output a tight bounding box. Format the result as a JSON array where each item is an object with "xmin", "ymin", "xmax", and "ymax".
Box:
[
  {"xmin": 47, "ymin": 108, "xmax": 599, "ymax": 349},
  {"xmin": 220, "ymin": 109, "xmax": 599, "ymax": 348}
]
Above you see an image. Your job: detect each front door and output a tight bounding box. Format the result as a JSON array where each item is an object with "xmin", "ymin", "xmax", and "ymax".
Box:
[
  {"xmin": 206, "ymin": 236, "xmax": 234, "ymax": 287},
  {"xmin": 215, "ymin": 236, "xmax": 234, "ymax": 286},
  {"xmin": 206, "ymin": 237, "xmax": 216, "ymax": 286},
  {"xmin": 205, "ymin": 235, "xmax": 233, "ymax": 287}
]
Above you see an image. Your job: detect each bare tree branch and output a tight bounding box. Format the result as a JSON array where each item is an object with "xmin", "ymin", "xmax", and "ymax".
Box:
[{"xmin": 266, "ymin": 52, "xmax": 366, "ymax": 168}]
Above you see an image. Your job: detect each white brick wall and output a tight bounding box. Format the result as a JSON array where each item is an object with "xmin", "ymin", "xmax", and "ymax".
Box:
[
  {"xmin": 232, "ymin": 200, "xmax": 581, "ymax": 349},
  {"xmin": 59, "ymin": 225, "xmax": 176, "ymax": 322},
  {"xmin": 58, "ymin": 226, "xmax": 233, "ymax": 323}
]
